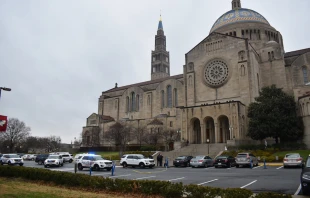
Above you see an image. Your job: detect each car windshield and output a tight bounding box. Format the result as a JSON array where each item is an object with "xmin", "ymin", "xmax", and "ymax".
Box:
[
  {"xmin": 62, "ymin": 155, "xmax": 69, "ymax": 157},
  {"xmin": 216, "ymin": 156, "xmax": 228, "ymax": 159},
  {"xmin": 176, "ymin": 156, "xmax": 186, "ymax": 160},
  {"xmin": 285, "ymin": 154, "xmax": 300, "ymax": 158},
  {"xmin": 93, "ymin": 156, "xmax": 104, "ymax": 160},
  {"xmin": 306, "ymin": 158, "xmax": 310, "ymax": 168},
  {"xmin": 48, "ymin": 156, "xmax": 59, "ymax": 159},
  {"xmin": 9, "ymin": 155, "xmax": 20, "ymax": 158}
]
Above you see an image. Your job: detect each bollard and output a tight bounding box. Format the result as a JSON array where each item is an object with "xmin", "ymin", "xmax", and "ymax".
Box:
[
  {"xmin": 74, "ymin": 163, "xmax": 77, "ymax": 174},
  {"xmin": 263, "ymin": 158, "xmax": 267, "ymax": 169}
]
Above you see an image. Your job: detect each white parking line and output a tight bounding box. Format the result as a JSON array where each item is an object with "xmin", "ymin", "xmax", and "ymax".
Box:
[
  {"xmin": 168, "ymin": 177, "xmax": 185, "ymax": 182},
  {"xmin": 294, "ymin": 184, "xmax": 301, "ymax": 195},
  {"xmin": 227, "ymin": 168, "xmax": 231, "ymax": 170},
  {"xmin": 276, "ymin": 166, "xmax": 283, "ymax": 170},
  {"xmin": 205, "ymin": 167, "xmax": 215, "ymax": 169},
  {"xmin": 240, "ymin": 180, "xmax": 257, "ymax": 189},
  {"xmin": 197, "ymin": 179, "xmax": 218, "ymax": 185},
  {"xmin": 109, "ymin": 174, "xmax": 131, "ymax": 178},
  {"xmin": 252, "ymin": 166, "xmax": 262, "ymax": 169},
  {"xmin": 134, "ymin": 176, "xmax": 156, "ymax": 180}
]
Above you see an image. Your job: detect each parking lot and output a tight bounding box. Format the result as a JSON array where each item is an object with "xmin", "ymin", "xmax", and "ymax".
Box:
[{"xmin": 22, "ymin": 161, "xmax": 302, "ymax": 195}]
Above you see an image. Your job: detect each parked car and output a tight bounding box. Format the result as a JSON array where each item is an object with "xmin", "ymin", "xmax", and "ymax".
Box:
[
  {"xmin": 78, "ymin": 154, "xmax": 113, "ymax": 171},
  {"xmin": 22, "ymin": 154, "xmax": 36, "ymax": 161},
  {"xmin": 120, "ymin": 154, "xmax": 155, "ymax": 168},
  {"xmin": 190, "ymin": 155, "xmax": 213, "ymax": 168},
  {"xmin": 44, "ymin": 155, "xmax": 64, "ymax": 168},
  {"xmin": 235, "ymin": 153, "xmax": 259, "ymax": 168},
  {"xmin": 0, "ymin": 154, "xmax": 24, "ymax": 166},
  {"xmin": 173, "ymin": 156, "xmax": 193, "ymax": 167},
  {"xmin": 35, "ymin": 154, "xmax": 49, "ymax": 165},
  {"xmin": 214, "ymin": 155, "xmax": 236, "ymax": 168},
  {"xmin": 283, "ymin": 153, "xmax": 303, "ymax": 168},
  {"xmin": 60, "ymin": 154, "xmax": 73, "ymax": 163},
  {"xmin": 301, "ymin": 155, "xmax": 310, "ymax": 195}
]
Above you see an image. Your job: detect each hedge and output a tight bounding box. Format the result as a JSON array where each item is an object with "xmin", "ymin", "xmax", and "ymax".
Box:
[{"xmin": 0, "ymin": 166, "xmax": 292, "ymax": 198}]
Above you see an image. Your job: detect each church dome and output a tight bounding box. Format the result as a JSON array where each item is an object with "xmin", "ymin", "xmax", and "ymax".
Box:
[{"xmin": 210, "ymin": 8, "xmax": 270, "ymax": 33}]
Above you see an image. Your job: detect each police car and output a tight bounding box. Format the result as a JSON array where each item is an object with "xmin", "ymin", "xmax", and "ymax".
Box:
[{"xmin": 77, "ymin": 154, "xmax": 113, "ymax": 171}]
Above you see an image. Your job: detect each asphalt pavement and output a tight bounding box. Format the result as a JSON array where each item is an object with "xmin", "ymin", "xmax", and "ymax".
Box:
[{"xmin": 22, "ymin": 161, "xmax": 303, "ymax": 196}]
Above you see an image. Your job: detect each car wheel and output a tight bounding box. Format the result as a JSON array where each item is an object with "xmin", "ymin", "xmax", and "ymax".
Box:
[
  {"xmin": 204, "ymin": 163, "xmax": 208, "ymax": 168},
  {"xmin": 8, "ymin": 161, "xmax": 11, "ymax": 165},
  {"xmin": 236, "ymin": 164, "xmax": 239, "ymax": 168},
  {"xmin": 38, "ymin": 161, "xmax": 43, "ymax": 165},
  {"xmin": 78, "ymin": 164, "xmax": 83, "ymax": 170},
  {"xmin": 69, "ymin": 159, "xmax": 73, "ymax": 163},
  {"xmin": 94, "ymin": 164, "xmax": 100, "ymax": 171},
  {"xmin": 19, "ymin": 163, "xmax": 23, "ymax": 166},
  {"xmin": 122, "ymin": 162, "xmax": 127, "ymax": 168},
  {"xmin": 139, "ymin": 163, "xmax": 145, "ymax": 168}
]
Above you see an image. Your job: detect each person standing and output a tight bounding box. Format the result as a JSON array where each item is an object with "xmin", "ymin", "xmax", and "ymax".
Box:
[{"xmin": 157, "ymin": 153, "xmax": 163, "ymax": 167}]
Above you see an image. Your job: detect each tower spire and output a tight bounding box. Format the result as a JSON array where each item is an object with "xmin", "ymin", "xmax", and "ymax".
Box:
[
  {"xmin": 232, "ymin": 0, "xmax": 241, "ymax": 10},
  {"xmin": 158, "ymin": 13, "xmax": 163, "ymax": 30}
]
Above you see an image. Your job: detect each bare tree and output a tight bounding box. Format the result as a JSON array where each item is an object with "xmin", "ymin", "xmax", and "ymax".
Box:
[
  {"xmin": 143, "ymin": 128, "xmax": 162, "ymax": 148},
  {"xmin": 104, "ymin": 122, "xmax": 132, "ymax": 155},
  {"xmin": 133, "ymin": 125, "xmax": 147, "ymax": 148},
  {"xmin": 82, "ymin": 130, "xmax": 100, "ymax": 147},
  {"xmin": 0, "ymin": 118, "xmax": 31, "ymax": 152},
  {"xmin": 162, "ymin": 129, "xmax": 178, "ymax": 151}
]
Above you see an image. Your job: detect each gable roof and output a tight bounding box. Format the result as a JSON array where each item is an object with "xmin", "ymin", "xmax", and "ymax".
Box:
[
  {"xmin": 284, "ymin": 48, "xmax": 310, "ymax": 58},
  {"xmin": 103, "ymin": 74, "xmax": 183, "ymax": 94}
]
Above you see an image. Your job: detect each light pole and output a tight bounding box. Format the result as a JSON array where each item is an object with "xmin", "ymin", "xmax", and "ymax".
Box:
[
  {"xmin": 0, "ymin": 87, "xmax": 11, "ymax": 100},
  {"xmin": 207, "ymin": 139, "xmax": 210, "ymax": 155}
]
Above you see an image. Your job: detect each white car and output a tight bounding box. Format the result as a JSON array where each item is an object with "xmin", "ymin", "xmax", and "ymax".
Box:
[
  {"xmin": 0, "ymin": 154, "xmax": 24, "ymax": 166},
  {"xmin": 120, "ymin": 154, "xmax": 155, "ymax": 168},
  {"xmin": 60, "ymin": 154, "xmax": 73, "ymax": 163},
  {"xmin": 77, "ymin": 154, "xmax": 113, "ymax": 171},
  {"xmin": 44, "ymin": 155, "xmax": 64, "ymax": 168}
]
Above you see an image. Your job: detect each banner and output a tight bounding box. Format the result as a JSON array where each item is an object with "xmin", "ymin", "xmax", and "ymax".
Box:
[{"xmin": 0, "ymin": 115, "xmax": 8, "ymax": 132}]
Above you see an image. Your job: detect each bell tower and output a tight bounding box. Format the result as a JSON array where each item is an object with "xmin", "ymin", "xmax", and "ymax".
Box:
[
  {"xmin": 232, "ymin": 0, "xmax": 241, "ymax": 10},
  {"xmin": 151, "ymin": 15, "xmax": 170, "ymax": 80}
]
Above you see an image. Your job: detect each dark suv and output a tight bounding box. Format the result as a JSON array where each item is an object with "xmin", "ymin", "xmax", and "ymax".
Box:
[
  {"xmin": 35, "ymin": 154, "xmax": 49, "ymax": 165},
  {"xmin": 173, "ymin": 156, "xmax": 193, "ymax": 167},
  {"xmin": 301, "ymin": 155, "xmax": 310, "ymax": 195}
]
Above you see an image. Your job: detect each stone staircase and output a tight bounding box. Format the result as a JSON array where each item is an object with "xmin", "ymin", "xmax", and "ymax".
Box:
[{"xmin": 158, "ymin": 143, "xmax": 226, "ymax": 166}]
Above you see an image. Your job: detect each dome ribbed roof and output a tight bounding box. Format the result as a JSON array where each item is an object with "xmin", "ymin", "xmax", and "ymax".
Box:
[{"xmin": 210, "ymin": 8, "xmax": 270, "ymax": 33}]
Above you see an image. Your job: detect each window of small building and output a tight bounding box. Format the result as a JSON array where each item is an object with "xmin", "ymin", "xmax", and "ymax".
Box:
[
  {"xmin": 170, "ymin": 121, "xmax": 173, "ymax": 127},
  {"xmin": 302, "ymin": 66, "xmax": 308, "ymax": 84},
  {"xmin": 167, "ymin": 85, "xmax": 172, "ymax": 108}
]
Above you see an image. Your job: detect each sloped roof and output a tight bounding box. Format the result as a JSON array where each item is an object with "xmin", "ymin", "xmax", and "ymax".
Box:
[
  {"xmin": 147, "ymin": 118, "xmax": 164, "ymax": 126},
  {"xmin": 101, "ymin": 115, "xmax": 115, "ymax": 121},
  {"xmin": 284, "ymin": 48, "xmax": 310, "ymax": 58},
  {"xmin": 103, "ymin": 74, "xmax": 183, "ymax": 94}
]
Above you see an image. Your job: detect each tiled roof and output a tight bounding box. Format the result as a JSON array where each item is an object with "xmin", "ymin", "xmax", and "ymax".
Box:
[
  {"xmin": 284, "ymin": 48, "xmax": 310, "ymax": 58},
  {"xmin": 147, "ymin": 118, "xmax": 164, "ymax": 126},
  {"xmin": 103, "ymin": 74, "xmax": 183, "ymax": 94}
]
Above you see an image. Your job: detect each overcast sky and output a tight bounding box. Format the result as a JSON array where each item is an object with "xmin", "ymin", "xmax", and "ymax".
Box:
[{"xmin": 0, "ymin": 0, "xmax": 309, "ymax": 143}]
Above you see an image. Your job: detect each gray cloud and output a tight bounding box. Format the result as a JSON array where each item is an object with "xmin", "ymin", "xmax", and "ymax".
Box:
[{"xmin": 0, "ymin": 0, "xmax": 309, "ymax": 143}]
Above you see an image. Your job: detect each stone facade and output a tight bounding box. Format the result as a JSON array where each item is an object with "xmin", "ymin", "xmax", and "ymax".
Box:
[{"xmin": 82, "ymin": 1, "xmax": 310, "ymax": 148}]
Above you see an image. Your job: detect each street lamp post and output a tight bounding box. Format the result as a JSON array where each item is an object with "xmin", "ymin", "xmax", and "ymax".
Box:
[
  {"xmin": 0, "ymin": 87, "xmax": 11, "ymax": 100},
  {"xmin": 207, "ymin": 139, "xmax": 210, "ymax": 155}
]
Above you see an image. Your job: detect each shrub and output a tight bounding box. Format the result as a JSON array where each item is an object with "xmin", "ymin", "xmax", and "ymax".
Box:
[
  {"xmin": 0, "ymin": 166, "xmax": 292, "ymax": 198},
  {"xmin": 140, "ymin": 146, "xmax": 157, "ymax": 151}
]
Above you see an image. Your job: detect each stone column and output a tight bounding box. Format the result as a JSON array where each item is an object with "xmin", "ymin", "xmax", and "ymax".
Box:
[
  {"xmin": 214, "ymin": 122, "xmax": 218, "ymax": 143},
  {"xmin": 200, "ymin": 124, "xmax": 205, "ymax": 144}
]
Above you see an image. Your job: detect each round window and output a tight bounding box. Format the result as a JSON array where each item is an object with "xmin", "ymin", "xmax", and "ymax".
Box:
[{"xmin": 204, "ymin": 60, "xmax": 229, "ymax": 87}]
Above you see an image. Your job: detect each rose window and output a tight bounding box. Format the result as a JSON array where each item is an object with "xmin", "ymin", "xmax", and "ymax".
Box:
[{"xmin": 204, "ymin": 60, "xmax": 229, "ymax": 87}]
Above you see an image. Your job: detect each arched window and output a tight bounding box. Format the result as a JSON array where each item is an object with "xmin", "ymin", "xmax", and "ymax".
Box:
[
  {"xmin": 257, "ymin": 73, "xmax": 260, "ymax": 90},
  {"xmin": 167, "ymin": 85, "xmax": 172, "ymax": 108},
  {"xmin": 147, "ymin": 95, "xmax": 150, "ymax": 106},
  {"xmin": 136, "ymin": 95, "xmax": 139, "ymax": 111},
  {"xmin": 161, "ymin": 90, "xmax": 165, "ymax": 108},
  {"xmin": 302, "ymin": 66, "xmax": 308, "ymax": 84},
  {"xmin": 131, "ymin": 92, "xmax": 135, "ymax": 111},
  {"xmin": 174, "ymin": 88, "xmax": 178, "ymax": 107},
  {"xmin": 126, "ymin": 97, "xmax": 129, "ymax": 112}
]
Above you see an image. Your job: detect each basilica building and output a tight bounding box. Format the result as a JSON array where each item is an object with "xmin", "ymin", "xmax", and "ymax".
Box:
[{"xmin": 82, "ymin": 0, "xmax": 310, "ymax": 149}]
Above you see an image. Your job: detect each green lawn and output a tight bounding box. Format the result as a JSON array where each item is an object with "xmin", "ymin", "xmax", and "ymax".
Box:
[{"xmin": 272, "ymin": 150, "xmax": 310, "ymax": 160}]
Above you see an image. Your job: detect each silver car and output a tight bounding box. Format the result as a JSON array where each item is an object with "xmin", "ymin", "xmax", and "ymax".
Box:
[
  {"xmin": 235, "ymin": 153, "xmax": 259, "ymax": 168},
  {"xmin": 190, "ymin": 155, "xmax": 214, "ymax": 168},
  {"xmin": 283, "ymin": 153, "xmax": 303, "ymax": 168}
]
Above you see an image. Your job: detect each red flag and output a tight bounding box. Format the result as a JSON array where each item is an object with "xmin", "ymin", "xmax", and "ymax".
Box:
[{"xmin": 0, "ymin": 115, "xmax": 8, "ymax": 132}]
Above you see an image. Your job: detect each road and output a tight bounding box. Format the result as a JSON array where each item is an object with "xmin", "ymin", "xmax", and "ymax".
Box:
[{"xmin": 23, "ymin": 161, "xmax": 302, "ymax": 195}]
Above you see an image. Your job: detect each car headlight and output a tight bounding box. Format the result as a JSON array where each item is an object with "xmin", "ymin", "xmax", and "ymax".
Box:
[{"xmin": 302, "ymin": 174, "xmax": 310, "ymax": 180}]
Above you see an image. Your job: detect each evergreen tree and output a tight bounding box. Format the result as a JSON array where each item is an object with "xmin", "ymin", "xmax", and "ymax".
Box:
[{"xmin": 247, "ymin": 85, "xmax": 303, "ymax": 142}]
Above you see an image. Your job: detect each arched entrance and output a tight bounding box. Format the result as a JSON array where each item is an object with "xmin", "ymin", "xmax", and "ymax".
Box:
[
  {"xmin": 204, "ymin": 117, "xmax": 215, "ymax": 143},
  {"xmin": 191, "ymin": 118, "xmax": 201, "ymax": 144},
  {"xmin": 218, "ymin": 115, "xmax": 230, "ymax": 143}
]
